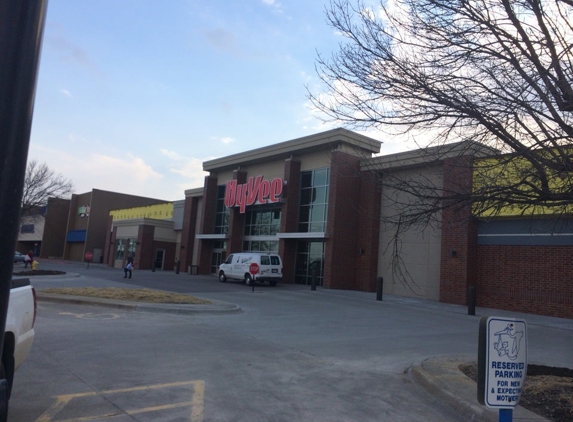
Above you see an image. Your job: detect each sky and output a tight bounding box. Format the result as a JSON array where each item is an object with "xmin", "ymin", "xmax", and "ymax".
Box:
[{"xmin": 29, "ymin": 0, "xmax": 407, "ymax": 202}]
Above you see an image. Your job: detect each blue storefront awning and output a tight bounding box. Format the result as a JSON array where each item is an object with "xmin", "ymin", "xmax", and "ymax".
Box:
[{"xmin": 66, "ymin": 229, "xmax": 87, "ymax": 242}]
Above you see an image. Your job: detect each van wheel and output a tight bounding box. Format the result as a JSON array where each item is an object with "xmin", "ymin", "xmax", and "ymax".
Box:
[
  {"xmin": 269, "ymin": 280, "xmax": 277, "ymax": 287},
  {"xmin": 244, "ymin": 274, "xmax": 253, "ymax": 286},
  {"xmin": 218, "ymin": 272, "xmax": 227, "ymax": 283}
]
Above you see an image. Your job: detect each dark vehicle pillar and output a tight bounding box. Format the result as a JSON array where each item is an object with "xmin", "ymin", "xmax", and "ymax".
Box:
[{"xmin": 0, "ymin": 1, "xmax": 48, "ymax": 420}]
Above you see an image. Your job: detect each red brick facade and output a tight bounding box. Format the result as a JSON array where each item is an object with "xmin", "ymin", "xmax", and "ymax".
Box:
[
  {"xmin": 440, "ymin": 156, "xmax": 477, "ymax": 305},
  {"xmin": 477, "ymin": 245, "xmax": 573, "ymax": 319},
  {"xmin": 198, "ymin": 176, "xmax": 219, "ymax": 274},
  {"xmin": 325, "ymin": 151, "xmax": 381, "ymax": 291},
  {"xmin": 279, "ymin": 158, "xmax": 301, "ymax": 284},
  {"xmin": 179, "ymin": 195, "xmax": 199, "ymax": 272}
]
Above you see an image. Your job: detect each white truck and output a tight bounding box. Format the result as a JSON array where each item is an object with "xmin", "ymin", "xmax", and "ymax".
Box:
[
  {"xmin": 218, "ymin": 253, "xmax": 283, "ymax": 286},
  {"xmin": 3, "ymin": 278, "xmax": 36, "ymax": 408}
]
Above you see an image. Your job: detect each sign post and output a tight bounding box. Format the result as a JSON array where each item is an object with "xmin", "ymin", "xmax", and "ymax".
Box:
[
  {"xmin": 478, "ymin": 316, "xmax": 527, "ymax": 422},
  {"xmin": 249, "ymin": 263, "xmax": 259, "ymax": 292},
  {"xmin": 84, "ymin": 251, "xmax": 93, "ymax": 269}
]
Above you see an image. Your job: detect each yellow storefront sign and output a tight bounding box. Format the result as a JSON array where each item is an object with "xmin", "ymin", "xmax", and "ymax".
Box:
[{"xmin": 110, "ymin": 203, "xmax": 173, "ymax": 221}]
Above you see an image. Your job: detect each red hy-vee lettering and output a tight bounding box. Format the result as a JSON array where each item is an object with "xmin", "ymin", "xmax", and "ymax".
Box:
[{"xmin": 224, "ymin": 176, "xmax": 283, "ymax": 213}]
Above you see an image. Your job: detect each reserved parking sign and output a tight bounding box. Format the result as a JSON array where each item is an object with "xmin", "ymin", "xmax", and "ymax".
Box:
[{"xmin": 478, "ymin": 316, "xmax": 528, "ymax": 408}]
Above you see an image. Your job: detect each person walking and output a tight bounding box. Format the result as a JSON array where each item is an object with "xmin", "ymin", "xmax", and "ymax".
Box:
[
  {"xmin": 24, "ymin": 250, "xmax": 33, "ymax": 268},
  {"xmin": 124, "ymin": 256, "xmax": 134, "ymax": 278}
]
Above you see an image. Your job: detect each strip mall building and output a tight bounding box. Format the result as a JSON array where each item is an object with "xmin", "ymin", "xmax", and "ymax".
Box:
[{"xmin": 104, "ymin": 129, "xmax": 572, "ymax": 319}]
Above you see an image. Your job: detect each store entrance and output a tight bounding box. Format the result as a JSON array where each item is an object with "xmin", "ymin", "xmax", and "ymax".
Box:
[
  {"xmin": 211, "ymin": 241, "xmax": 227, "ymax": 274},
  {"xmin": 154, "ymin": 249, "xmax": 165, "ymax": 270},
  {"xmin": 295, "ymin": 241, "xmax": 325, "ymax": 286}
]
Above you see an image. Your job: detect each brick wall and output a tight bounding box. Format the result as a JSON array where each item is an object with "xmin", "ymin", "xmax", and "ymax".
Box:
[
  {"xmin": 440, "ymin": 156, "xmax": 476, "ymax": 305},
  {"xmin": 477, "ymin": 245, "xmax": 573, "ymax": 319},
  {"xmin": 180, "ymin": 195, "xmax": 199, "ymax": 271},
  {"xmin": 198, "ymin": 176, "xmax": 219, "ymax": 275},
  {"xmin": 227, "ymin": 170, "xmax": 247, "ymax": 254},
  {"xmin": 324, "ymin": 151, "xmax": 362, "ymax": 290},
  {"xmin": 137, "ymin": 225, "xmax": 155, "ymax": 269},
  {"xmin": 279, "ymin": 159, "xmax": 301, "ymax": 284},
  {"xmin": 354, "ymin": 170, "xmax": 382, "ymax": 292}
]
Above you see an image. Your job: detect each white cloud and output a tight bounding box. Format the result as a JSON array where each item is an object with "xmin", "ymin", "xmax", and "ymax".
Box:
[
  {"xmin": 221, "ymin": 137, "xmax": 235, "ymax": 144},
  {"xmin": 160, "ymin": 149, "xmax": 186, "ymax": 161},
  {"xmin": 60, "ymin": 89, "xmax": 73, "ymax": 98},
  {"xmin": 262, "ymin": 0, "xmax": 283, "ymax": 14},
  {"xmin": 27, "ymin": 144, "xmax": 179, "ymax": 200}
]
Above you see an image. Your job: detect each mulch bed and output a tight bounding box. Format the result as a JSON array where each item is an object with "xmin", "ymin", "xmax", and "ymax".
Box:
[
  {"xmin": 459, "ymin": 362, "xmax": 573, "ymax": 422},
  {"xmin": 13, "ymin": 270, "xmax": 66, "ymax": 276}
]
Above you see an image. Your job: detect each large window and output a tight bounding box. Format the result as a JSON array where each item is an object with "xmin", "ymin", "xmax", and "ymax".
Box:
[
  {"xmin": 242, "ymin": 240, "xmax": 279, "ymax": 253},
  {"xmin": 127, "ymin": 238, "xmax": 137, "ymax": 261},
  {"xmin": 214, "ymin": 185, "xmax": 229, "ymax": 234},
  {"xmin": 243, "ymin": 205, "xmax": 281, "ymax": 252},
  {"xmin": 244, "ymin": 206, "xmax": 281, "ymax": 236},
  {"xmin": 115, "ymin": 239, "xmax": 125, "ymax": 260},
  {"xmin": 20, "ymin": 224, "xmax": 34, "ymax": 234},
  {"xmin": 298, "ymin": 168, "xmax": 329, "ymax": 233}
]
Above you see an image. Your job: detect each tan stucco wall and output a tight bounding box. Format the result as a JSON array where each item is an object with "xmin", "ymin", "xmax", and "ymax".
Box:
[
  {"xmin": 378, "ymin": 165, "xmax": 443, "ymax": 301},
  {"xmin": 116, "ymin": 226, "xmax": 139, "ymax": 238},
  {"xmin": 154, "ymin": 226, "xmax": 177, "ymax": 242},
  {"xmin": 299, "ymin": 150, "xmax": 332, "ymax": 171}
]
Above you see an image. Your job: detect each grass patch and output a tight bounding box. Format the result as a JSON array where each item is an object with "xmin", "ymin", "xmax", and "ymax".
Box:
[{"xmin": 40, "ymin": 287, "xmax": 212, "ymax": 305}]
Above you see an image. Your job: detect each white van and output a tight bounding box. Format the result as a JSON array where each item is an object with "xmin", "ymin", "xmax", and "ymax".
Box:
[{"xmin": 218, "ymin": 253, "xmax": 282, "ymax": 286}]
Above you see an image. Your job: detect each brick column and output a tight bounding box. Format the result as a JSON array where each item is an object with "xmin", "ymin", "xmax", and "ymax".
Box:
[
  {"xmin": 137, "ymin": 225, "xmax": 155, "ymax": 270},
  {"xmin": 198, "ymin": 176, "xmax": 219, "ymax": 275},
  {"xmin": 439, "ymin": 156, "xmax": 477, "ymax": 305},
  {"xmin": 227, "ymin": 170, "xmax": 247, "ymax": 253},
  {"xmin": 103, "ymin": 215, "xmax": 114, "ymax": 266},
  {"xmin": 279, "ymin": 158, "xmax": 301, "ymax": 284},
  {"xmin": 324, "ymin": 151, "xmax": 362, "ymax": 290},
  {"xmin": 180, "ymin": 195, "xmax": 199, "ymax": 272},
  {"xmin": 354, "ymin": 170, "xmax": 382, "ymax": 292}
]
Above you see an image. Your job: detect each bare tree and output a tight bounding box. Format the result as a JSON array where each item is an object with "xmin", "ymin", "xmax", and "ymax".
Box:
[
  {"xmin": 309, "ymin": 0, "xmax": 573, "ymax": 221},
  {"xmin": 21, "ymin": 160, "xmax": 74, "ymax": 217}
]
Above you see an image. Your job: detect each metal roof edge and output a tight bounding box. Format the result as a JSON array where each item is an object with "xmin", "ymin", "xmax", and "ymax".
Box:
[
  {"xmin": 361, "ymin": 141, "xmax": 498, "ymax": 172},
  {"xmin": 203, "ymin": 128, "xmax": 382, "ymax": 172}
]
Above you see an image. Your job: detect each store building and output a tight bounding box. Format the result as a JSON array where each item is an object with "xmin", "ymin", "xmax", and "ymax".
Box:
[
  {"xmin": 172, "ymin": 128, "xmax": 571, "ymax": 319},
  {"xmin": 64, "ymin": 189, "xmax": 169, "ymax": 263},
  {"xmin": 179, "ymin": 128, "xmax": 383, "ymax": 289},
  {"xmin": 104, "ymin": 201, "xmax": 185, "ymax": 271}
]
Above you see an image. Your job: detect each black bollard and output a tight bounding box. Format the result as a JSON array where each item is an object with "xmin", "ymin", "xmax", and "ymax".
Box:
[
  {"xmin": 376, "ymin": 277, "xmax": 383, "ymax": 301},
  {"xmin": 152, "ymin": 259, "xmax": 155, "ymax": 272},
  {"xmin": 175, "ymin": 260, "xmax": 180, "ymax": 274},
  {"xmin": 311, "ymin": 270, "xmax": 317, "ymax": 291},
  {"xmin": 468, "ymin": 286, "xmax": 476, "ymax": 316}
]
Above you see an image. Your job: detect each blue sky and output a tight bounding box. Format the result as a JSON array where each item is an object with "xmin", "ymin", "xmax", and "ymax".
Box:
[{"xmin": 29, "ymin": 0, "xmax": 396, "ymax": 201}]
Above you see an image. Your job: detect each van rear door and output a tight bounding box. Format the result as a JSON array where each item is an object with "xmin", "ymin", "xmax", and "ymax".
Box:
[{"xmin": 270, "ymin": 255, "xmax": 282, "ymax": 277}]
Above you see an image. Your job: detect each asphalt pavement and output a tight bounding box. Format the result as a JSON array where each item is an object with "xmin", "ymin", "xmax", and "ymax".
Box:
[{"xmin": 17, "ymin": 260, "xmax": 573, "ymax": 421}]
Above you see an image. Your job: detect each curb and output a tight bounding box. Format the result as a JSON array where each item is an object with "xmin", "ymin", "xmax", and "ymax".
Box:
[
  {"xmin": 408, "ymin": 355, "xmax": 549, "ymax": 422},
  {"xmin": 36, "ymin": 293, "xmax": 242, "ymax": 315}
]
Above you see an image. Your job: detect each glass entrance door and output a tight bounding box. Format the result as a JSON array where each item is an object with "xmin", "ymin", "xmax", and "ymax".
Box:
[
  {"xmin": 211, "ymin": 249, "xmax": 226, "ymax": 274},
  {"xmin": 154, "ymin": 249, "xmax": 165, "ymax": 270},
  {"xmin": 295, "ymin": 241, "xmax": 325, "ymax": 286}
]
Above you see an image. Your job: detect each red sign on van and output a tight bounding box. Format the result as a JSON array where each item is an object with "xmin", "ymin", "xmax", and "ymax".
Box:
[
  {"xmin": 224, "ymin": 176, "xmax": 283, "ymax": 213},
  {"xmin": 249, "ymin": 263, "xmax": 260, "ymax": 275}
]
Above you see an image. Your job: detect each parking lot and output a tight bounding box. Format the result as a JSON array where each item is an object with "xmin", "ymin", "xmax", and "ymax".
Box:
[{"xmin": 9, "ymin": 261, "xmax": 573, "ymax": 421}]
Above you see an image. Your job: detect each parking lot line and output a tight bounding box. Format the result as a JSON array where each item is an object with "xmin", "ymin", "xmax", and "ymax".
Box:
[{"xmin": 35, "ymin": 380, "xmax": 205, "ymax": 422}]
